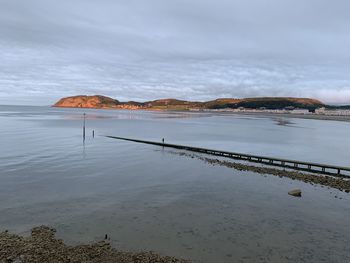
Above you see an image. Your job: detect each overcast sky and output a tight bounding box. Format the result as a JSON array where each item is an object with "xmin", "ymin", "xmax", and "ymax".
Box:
[{"xmin": 1, "ymin": 0, "xmax": 350, "ymax": 105}]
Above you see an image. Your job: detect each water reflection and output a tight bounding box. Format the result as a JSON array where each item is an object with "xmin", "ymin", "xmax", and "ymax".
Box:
[{"xmin": 0, "ymin": 105, "xmax": 350, "ymax": 263}]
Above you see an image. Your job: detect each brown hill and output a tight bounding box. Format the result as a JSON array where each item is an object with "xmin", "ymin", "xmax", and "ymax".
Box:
[
  {"xmin": 53, "ymin": 95, "xmax": 324, "ymax": 110},
  {"xmin": 143, "ymin": 99, "xmax": 202, "ymax": 110},
  {"xmin": 54, "ymin": 95, "xmax": 120, "ymax": 108},
  {"xmin": 227, "ymin": 97, "xmax": 324, "ymax": 110},
  {"xmin": 242, "ymin": 97, "xmax": 323, "ymax": 105},
  {"xmin": 203, "ymin": 98, "xmax": 241, "ymax": 108}
]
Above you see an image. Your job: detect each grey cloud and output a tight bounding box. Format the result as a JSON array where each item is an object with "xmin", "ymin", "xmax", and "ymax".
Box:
[{"xmin": 0, "ymin": 0, "xmax": 350, "ymax": 105}]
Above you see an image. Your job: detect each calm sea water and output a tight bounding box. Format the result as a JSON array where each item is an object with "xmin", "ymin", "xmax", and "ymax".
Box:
[{"xmin": 0, "ymin": 105, "xmax": 349, "ymax": 262}]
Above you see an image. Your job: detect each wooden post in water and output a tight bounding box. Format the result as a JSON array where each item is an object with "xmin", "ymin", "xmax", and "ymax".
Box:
[{"xmin": 83, "ymin": 113, "xmax": 86, "ymax": 141}]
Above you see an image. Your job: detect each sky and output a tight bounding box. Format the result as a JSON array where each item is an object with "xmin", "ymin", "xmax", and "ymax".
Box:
[{"xmin": 0, "ymin": 0, "xmax": 350, "ymax": 105}]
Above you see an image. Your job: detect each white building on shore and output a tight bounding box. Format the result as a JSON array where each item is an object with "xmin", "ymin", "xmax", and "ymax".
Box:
[
  {"xmin": 191, "ymin": 106, "xmax": 350, "ymax": 116},
  {"xmin": 315, "ymin": 107, "xmax": 350, "ymax": 116}
]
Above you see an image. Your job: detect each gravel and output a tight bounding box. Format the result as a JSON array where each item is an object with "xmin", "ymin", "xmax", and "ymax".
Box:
[{"xmin": 0, "ymin": 226, "xmax": 190, "ymax": 263}]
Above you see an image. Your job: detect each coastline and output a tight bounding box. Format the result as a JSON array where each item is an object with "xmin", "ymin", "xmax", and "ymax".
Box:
[
  {"xmin": 52, "ymin": 105, "xmax": 350, "ymax": 122},
  {"xmin": 215, "ymin": 111, "xmax": 350, "ymax": 122}
]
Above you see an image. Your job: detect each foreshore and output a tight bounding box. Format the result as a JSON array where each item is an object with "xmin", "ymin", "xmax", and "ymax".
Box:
[
  {"xmin": 168, "ymin": 150, "xmax": 350, "ymax": 193},
  {"xmin": 0, "ymin": 226, "xmax": 189, "ymax": 263},
  {"xmin": 221, "ymin": 111, "xmax": 350, "ymax": 122}
]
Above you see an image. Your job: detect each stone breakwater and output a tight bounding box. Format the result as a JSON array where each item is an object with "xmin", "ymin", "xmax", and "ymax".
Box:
[
  {"xmin": 167, "ymin": 150, "xmax": 350, "ymax": 193},
  {"xmin": 0, "ymin": 226, "xmax": 189, "ymax": 263}
]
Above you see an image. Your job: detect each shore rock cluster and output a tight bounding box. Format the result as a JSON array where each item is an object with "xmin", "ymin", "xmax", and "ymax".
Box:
[
  {"xmin": 0, "ymin": 226, "xmax": 189, "ymax": 263},
  {"xmin": 169, "ymin": 150, "xmax": 350, "ymax": 193}
]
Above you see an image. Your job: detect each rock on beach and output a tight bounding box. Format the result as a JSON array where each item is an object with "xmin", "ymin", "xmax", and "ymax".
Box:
[{"xmin": 288, "ymin": 189, "xmax": 302, "ymax": 197}]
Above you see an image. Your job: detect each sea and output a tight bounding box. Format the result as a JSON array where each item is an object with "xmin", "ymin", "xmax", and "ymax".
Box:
[{"xmin": 0, "ymin": 105, "xmax": 349, "ymax": 263}]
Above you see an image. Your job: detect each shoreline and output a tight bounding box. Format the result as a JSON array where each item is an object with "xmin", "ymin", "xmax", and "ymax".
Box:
[
  {"xmin": 52, "ymin": 106, "xmax": 350, "ymax": 122},
  {"xmin": 220, "ymin": 111, "xmax": 350, "ymax": 122},
  {"xmin": 0, "ymin": 226, "xmax": 189, "ymax": 263}
]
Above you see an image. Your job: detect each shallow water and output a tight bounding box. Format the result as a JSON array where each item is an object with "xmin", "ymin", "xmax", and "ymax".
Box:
[{"xmin": 0, "ymin": 105, "xmax": 349, "ymax": 262}]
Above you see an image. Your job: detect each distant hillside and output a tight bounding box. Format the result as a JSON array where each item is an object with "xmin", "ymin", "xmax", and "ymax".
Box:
[
  {"xmin": 203, "ymin": 98, "xmax": 241, "ymax": 109},
  {"xmin": 143, "ymin": 99, "xmax": 202, "ymax": 110},
  {"xmin": 325, "ymin": 105, "xmax": 350, "ymax": 110},
  {"xmin": 211, "ymin": 97, "xmax": 324, "ymax": 110},
  {"xmin": 54, "ymin": 95, "xmax": 120, "ymax": 108},
  {"xmin": 53, "ymin": 95, "xmax": 325, "ymax": 111}
]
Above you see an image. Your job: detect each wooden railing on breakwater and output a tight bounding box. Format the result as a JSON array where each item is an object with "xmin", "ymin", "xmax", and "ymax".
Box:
[{"xmin": 105, "ymin": 136, "xmax": 350, "ymax": 178}]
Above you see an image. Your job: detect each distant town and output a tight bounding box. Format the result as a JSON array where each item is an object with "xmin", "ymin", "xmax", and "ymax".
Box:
[{"xmin": 192, "ymin": 106, "xmax": 350, "ymax": 116}]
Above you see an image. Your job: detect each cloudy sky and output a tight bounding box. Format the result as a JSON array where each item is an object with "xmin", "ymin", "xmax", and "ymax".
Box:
[{"xmin": 1, "ymin": 0, "xmax": 350, "ymax": 105}]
